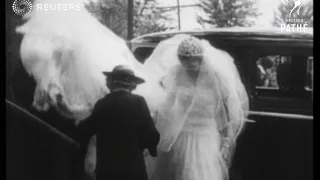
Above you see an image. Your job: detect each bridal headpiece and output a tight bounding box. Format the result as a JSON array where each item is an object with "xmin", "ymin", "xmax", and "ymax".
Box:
[{"xmin": 177, "ymin": 36, "xmax": 204, "ymax": 57}]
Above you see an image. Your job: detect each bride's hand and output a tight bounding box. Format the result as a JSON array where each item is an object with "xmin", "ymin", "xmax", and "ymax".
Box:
[
  {"xmin": 221, "ymin": 137, "xmax": 232, "ymax": 159},
  {"xmin": 221, "ymin": 137, "xmax": 236, "ymax": 168}
]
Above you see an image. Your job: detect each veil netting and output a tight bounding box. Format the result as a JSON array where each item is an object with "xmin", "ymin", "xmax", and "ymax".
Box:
[
  {"xmin": 16, "ymin": 0, "xmax": 163, "ymax": 122},
  {"xmin": 15, "ymin": 0, "xmax": 165, "ymax": 176},
  {"xmin": 143, "ymin": 34, "xmax": 249, "ymax": 179}
]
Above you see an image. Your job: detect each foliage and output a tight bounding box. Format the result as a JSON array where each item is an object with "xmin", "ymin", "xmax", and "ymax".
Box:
[
  {"xmin": 197, "ymin": 0, "xmax": 260, "ymax": 27},
  {"xmin": 133, "ymin": 0, "xmax": 173, "ymax": 37},
  {"xmin": 86, "ymin": 0, "xmax": 173, "ymax": 39}
]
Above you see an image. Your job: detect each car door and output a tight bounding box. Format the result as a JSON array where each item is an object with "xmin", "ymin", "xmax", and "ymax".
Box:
[{"xmin": 230, "ymin": 44, "xmax": 313, "ymax": 180}]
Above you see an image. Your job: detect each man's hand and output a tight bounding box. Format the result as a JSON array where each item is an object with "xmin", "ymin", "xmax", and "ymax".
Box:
[{"xmin": 143, "ymin": 149, "xmax": 150, "ymax": 157}]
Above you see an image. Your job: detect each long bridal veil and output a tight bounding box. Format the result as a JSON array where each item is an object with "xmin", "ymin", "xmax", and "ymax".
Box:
[
  {"xmin": 16, "ymin": 0, "xmax": 164, "ymax": 176},
  {"xmin": 16, "ymin": 0, "xmax": 163, "ymax": 122}
]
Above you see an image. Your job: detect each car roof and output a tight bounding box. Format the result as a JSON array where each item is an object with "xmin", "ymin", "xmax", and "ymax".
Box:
[{"xmin": 131, "ymin": 27, "xmax": 313, "ymax": 43}]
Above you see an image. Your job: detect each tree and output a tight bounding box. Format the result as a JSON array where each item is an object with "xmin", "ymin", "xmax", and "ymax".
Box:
[
  {"xmin": 273, "ymin": 0, "xmax": 313, "ymax": 27},
  {"xmin": 133, "ymin": 0, "xmax": 173, "ymax": 37},
  {"xmin": 197, "ymin": 0, "xmax": 260, "ymax": 28},
  {"xmin": 86, "ymin": 0, "xmax": 173, "ymax": 39},
  {"xmin": 86, "ymin": 0, "xmax": 128, "ymax": 38}
]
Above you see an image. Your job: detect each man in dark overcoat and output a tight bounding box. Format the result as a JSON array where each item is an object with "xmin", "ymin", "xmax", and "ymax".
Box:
[{"xmin": 76, "ymin": 65, "xmax": 160, "ymax": 180}]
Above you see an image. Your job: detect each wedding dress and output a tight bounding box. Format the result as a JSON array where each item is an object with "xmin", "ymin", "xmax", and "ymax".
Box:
[{"xmin": 143, "ymin": 35, "xmax": 249, "ymax": 180}]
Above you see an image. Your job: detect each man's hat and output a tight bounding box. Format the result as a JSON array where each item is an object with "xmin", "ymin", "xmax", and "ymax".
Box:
[{"xmin": 102, "ymin": 65, "xmax": 145, "ymax": 85}]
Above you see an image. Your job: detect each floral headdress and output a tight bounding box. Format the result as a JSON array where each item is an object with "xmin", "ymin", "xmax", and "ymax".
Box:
[{"xmin": 177, "ymin": 36, "xmax": 204, "ymax": 57}]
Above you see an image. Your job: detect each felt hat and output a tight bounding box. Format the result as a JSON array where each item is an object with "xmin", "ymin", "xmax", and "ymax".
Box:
[{"xmin": 102, "ymin": 65, "xmax": 145, "ymax": 85}]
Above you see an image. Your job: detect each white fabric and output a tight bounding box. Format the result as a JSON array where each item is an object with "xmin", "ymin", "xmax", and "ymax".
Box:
[
  {"xmin": 16, "ymin": 0, "xmax": 163, "ymax": 122},
  {"xmin": 143, "ymin": 35, "xmax": 249, "ymax": 180},
  {"xmin": 149, "ymin": 89, "xmax": 227, "ymax": 180},
  {"xmin": 16, "ymin": 0, "xmax": 165, "ymax": 177}
]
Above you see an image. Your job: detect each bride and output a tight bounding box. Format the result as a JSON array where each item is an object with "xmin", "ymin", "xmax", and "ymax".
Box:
[{"xmin": 144, "ymin": 35, "xmax": 249, "ymax": 180}]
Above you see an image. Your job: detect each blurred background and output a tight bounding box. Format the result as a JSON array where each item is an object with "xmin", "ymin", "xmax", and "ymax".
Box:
[{"xmin": 83, "ymin": 0, "xmax": 313, "ymax": 39}]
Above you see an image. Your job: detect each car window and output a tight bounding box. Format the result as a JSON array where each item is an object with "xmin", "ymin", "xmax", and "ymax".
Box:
[
  {"xmin": 256, "ymin": 55, "xmax": 292, "ymax": 90},
  {"xmin": 255, "ymin": 54, "xmax": 312, "ymax": 99},
  {"xmin": 133, "ymin": 47, "xmax": 155, "ymax": 63},
  {"xmin": 305, "ymin": 56, "xmax": 313, "ymax": 91}
]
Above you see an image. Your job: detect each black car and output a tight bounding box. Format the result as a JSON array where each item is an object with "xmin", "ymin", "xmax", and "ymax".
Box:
[{"xmin": 129, "ymin": 27, "xmax": 313, "ymax": 180}]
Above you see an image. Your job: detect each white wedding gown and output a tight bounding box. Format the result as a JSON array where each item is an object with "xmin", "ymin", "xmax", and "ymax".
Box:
[
  {"xmin": 149, "ymin": 85, "xmax": 227, "ymax": 180},
  {"xmin": 143, "ymin": 34, "xmax": 248, "ymax": 180}
]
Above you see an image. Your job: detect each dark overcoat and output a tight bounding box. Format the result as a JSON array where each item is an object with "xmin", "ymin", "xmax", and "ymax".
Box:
[{"xmin": 76, "ymin": 90, "xmax": 160, "ymax": 180}]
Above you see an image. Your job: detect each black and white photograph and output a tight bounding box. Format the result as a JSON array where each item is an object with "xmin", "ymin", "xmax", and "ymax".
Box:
[{"xmin": 6, "ymin": 0, "xmax": 313, "ymax": 180}]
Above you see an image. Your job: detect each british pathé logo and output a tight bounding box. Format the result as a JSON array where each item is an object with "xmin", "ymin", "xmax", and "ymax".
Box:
[
  {"xmin": 12, "ymin": 0, "xmax": 33, "ymax": 16},
  {"xmin": 282, "ymin": 0, "xmax": 306, "ymax": 16},
  {"xmin": 280, "ymin": 0, "xmax": 308, "ymax": 33}
]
